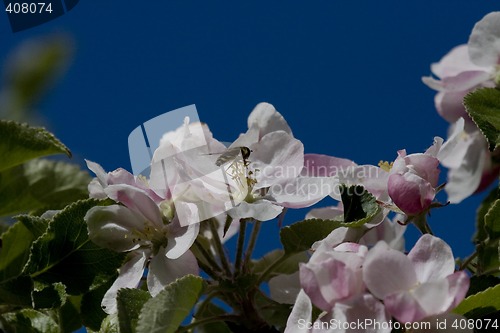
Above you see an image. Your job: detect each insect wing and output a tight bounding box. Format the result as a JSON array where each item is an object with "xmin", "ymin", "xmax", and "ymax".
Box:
[{"xmin": 215, "ymin": 147, "xmax": 243, "ymax": 166}]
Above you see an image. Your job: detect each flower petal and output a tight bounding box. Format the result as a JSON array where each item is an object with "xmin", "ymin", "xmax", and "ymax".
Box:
[
  {"xmin": 228, "ymin": 200, "xmax": 283, "ymax": 221},
  {"xmin": 269, "ymin": 176, "xmax": 339, "ymax": 208},
  {"xmin": 102, "ymin": 251, "xmax": 147, "ymax": 314},
  {"xmin": 105, "ymin": 184, "xmax": 163, "ymax": 228},
  {"xmin": 363, "ymin": 241, "xmax": 417, "ymax": 300},
  {"xmin": 147, "ymin": 249, "xmax": 199, "ymax": 297},
  {"xmin": 269, "ymin": 272, "xmax": 301, "ymax": 304},
  {"xmin": 251, "ymin": 131, "xmax": 304, "ymax": 189},
  {"xmin": 85, "ymin": 205, "xmax": 146, "ymax": 252},
  {"xmin": 165, "ymin": 219, "xmax": 200, "ymax": 259},
  {"xmin": 408, "ymin": 235, "xmax": 455, "ymax": 282},
  {"xmin": 468, "ymin": 12, "xmax": 500, "ymax": 67},
  {"xmin": 284, "ymin": 290, "xmax": 312, "ymax": 333}
]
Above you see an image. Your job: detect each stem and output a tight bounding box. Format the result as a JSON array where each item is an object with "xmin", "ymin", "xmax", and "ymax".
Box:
[
  {"xmin": 234, "ymin": 219, "xmax": 247, "ymax": 275},
  {"xmin": 243, "ymin": 220, "xmax": 262, "ymax": 268},
  {"xmin": 256, "ymin": 253, "xmax": 290, "ymax": 285},
  {"xmin": 459, "ymin": 251, "xmax": 478, "ymax": 271},
  {"xmin": 193, "ymin": 240, "xmax": 223, "ymax": 277},
  {"xmin": 176, "ymin": 314, "xmax": 240, "ymax": 333},
  {"xmin": 209, "ymin": 218, "xmax": 232, "ymax": 276}
]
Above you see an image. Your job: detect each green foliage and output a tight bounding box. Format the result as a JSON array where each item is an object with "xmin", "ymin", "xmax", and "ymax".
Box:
[
  {"xmin": 1, "ymin": 309, "xmax": 59, "ymax": 333},
  {"xmin": 280, "ymin": 219, "xmax": 343, "ymax": 254},
  {"xmin": 0, "ymin": 221, "xmax": 34, "ymax": 282},
  {"xmin": 23, "ymin": 199, "xmax": 125, "ymax": 294},
  {"xmin": 136, "ymin": 275, "xmax": 204, "ymax": 333},
  {"xmin": 193, "ymin": 301, "xmax": 232, "ymax": 333},
  {"xmin": 454, "ymin": 283, "xmax": 500, "ymax": 318},
  {"xmin": 0, "ymin": 120, "xmax": 70, "ymax": 172},
  {"xmin": 0, "ymin": 159, "xmax": 91, "ymax": 217},
  {"xmin": 117, "ymin": 288, "xmax": 151, "ymax": 333},
  {"xmin": 476, "ymin": 199, "xmax": 500, "ymax": 274},
  {"xmin": 251, "ymin": 249, "xmax": 308, "ymax": 281},
  {"xmin": 464, "ymin": 87, "xmax": 500, "ymax": 151}
]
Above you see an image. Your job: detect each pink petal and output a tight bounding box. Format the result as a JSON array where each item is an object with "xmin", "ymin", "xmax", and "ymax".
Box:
[
  {"xmin": 408, "ymin": 235, "xmax": 455, "ymax": 282},
  {"xmin": 363, "ymin": 241, "xmax": 417, "ymax": 300},
  {"xmin": 331, "ymin": 294, "xmax": 391, "ymax": 333},
  {"xmin": 388, "ymin": 173, "xmax": 435, "ymax": 215},
  {"xmin": 105, "ymin": 184, "xmax": 163, "ymax": 228},
  {"xmin": 269, "ymin": 176, "xmax": 339, "ymax": 208},
  {"xmin": 301, "ymin": 154, "xmax": 357, "ymax": 177},
  {"xmin": 446, "ymin": 271, "xmax": 470, "ymax": 310},
  {"xmin": 430, "ymin": 44, "xmax": 484, "ymax": 78}
]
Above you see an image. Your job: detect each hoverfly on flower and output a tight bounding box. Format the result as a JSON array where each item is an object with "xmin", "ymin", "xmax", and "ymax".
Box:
[{"xmin": 215, "ymin": 146, "xmax": 252, "ymax": 167}]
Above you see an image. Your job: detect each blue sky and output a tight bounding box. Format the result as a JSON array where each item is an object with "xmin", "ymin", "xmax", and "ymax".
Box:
[{"xmin": 1, "ymin": 1, "xmax": 499, "ymax": 262}]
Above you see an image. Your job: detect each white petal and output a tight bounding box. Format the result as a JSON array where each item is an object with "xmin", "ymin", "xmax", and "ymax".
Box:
[
  {"xmin": 228, "ymin": 200, "xmax": 283, "ymax": 221},
  {"xmin": 444, "ymin": 132, "xmax": 487, "ymax": 203},
  {"xmin": 408, "ymin": 234, "xmax": 455, "ymax": 282},
  {"xmin": 251, "ymin": 131, "xmax": 304, "ymax": 189},
  {"xmin": 431, "ymin": 44, "xmax": 484, "ymax": 78},
  {"xmin": 85, "ymin": 205, "xmax": 145, "ymax": 252},
  {"xmin": 247, "ymin": 102, "xmax": 292, "ymax": 138},
  {"xmin": 165, "ymin": 220, "xmax": 200, "ymax": 259},
  {"xmin": 147, "ymin": 249, "xmax": 198, "ymax": 297},
  {"xmin": 102, "ymin": 251, "xmax": 147, "ymax": 314},
  {"xmin": 468, "ymin": 12, "xmax": 500, "ymax": 67},
  {"xmin": 284, "ymin": 290, "xmax": 312, "ymax": 333},
  {"xmin": 363, "ymin": 241, "xmax": 417, "ymax": 299},
  {"xmin": 270, "ymin": 176, "xmax": 339, "ymax": 208},
  {"xmin": 269, "ymin": 272, "xmax": 301, "ymax": 304}
]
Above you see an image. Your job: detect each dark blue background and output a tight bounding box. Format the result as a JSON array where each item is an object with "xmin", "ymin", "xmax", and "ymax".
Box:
[{"xmin": 1, "ymin": 1, "xmax": 498, "ymax": 267}]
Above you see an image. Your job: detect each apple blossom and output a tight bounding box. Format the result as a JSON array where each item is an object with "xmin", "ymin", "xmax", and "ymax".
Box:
[
  {"xmin": 422, "ymin": 12, "xmax": 500, "ymax": 202},
  {"xmin": 84, "ymin": 172, "xmax": 199, "ymax": 314},
  {"xmin": 387, "ymin": 146, "xmax": 440, "ymax": 217},
  {"xmin": 363, "ymin": 234, "xmax": 469, "ymax": 323}
]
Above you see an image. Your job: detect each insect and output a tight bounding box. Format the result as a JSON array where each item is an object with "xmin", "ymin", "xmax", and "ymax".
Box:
[{"xmin": 215, "ymin": 146, "xmax": 252, "ymax": 167}]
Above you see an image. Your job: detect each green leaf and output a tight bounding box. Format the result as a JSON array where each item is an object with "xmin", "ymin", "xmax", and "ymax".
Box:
[
  {"xmin": 0, "ymin": 275, "xmax": 33, "ymax": 306},
  {"xmin": 58, "ymin": 295, "xmax": 83, "ymax": 333},
  {"xmin": 464, "ymin": 87, "xmax": 500, "ymax": 151},
  {"xmin": 483, "ymin": 200, "xmax": 500, "ymax": 239},
  {"xmin": 0, "ymin": 120, "xmax": 70, "ymax": 172},
  {"xmin": 98, "ymin": 314, "xmax": 119, "ymax": 333},
  {"xmin": 2, "ymin": 36, "xmax": 71, "ymax": 121},
  {"xmin": 193, "ymin": 302, "xmax": 231, "ymax": 333},
  {"xmin": 23, "ymin": 199, "xmax": 125, "ymax": 294},
  {"xmin": 250, "ymin": 250, "xmax": 308, "ymax": 281},
  {"xmin": 340, "ymin": 184, "xmax": 380, "ymax": 225},
  {"xmin": 0, "ymin": 221, "xmax": 34, "ymax": 282},
  {"xmin": 254, "ymin": 291, "xmax": 291, "ymax": 330},
  {"xmin": 476, "ymin": 200, "xmax": 500, "ymax": 274},
  {"xmin": 81, "ymin": 274, "xmax": 117, "ymax": 331},
  {"xmin": 18, "ymin": 215, "xmax": 50, "ymax": 239},
  {"xmin": 136, "ymin": 275, "xmax": 204, "ymax": 333},
  {"xmin": 0, "ymin": 159, "xmax": 91, "ymax": 217},
  {"xmin": 280, "ymin": 219, "xmax": 343, "ymax": 254},
  {"xmin": 454, "ymin": 283, "xmax": 500, "ymax": 318},
  {"xmin": 475, "ymin": 187, "xmax": 500, "ymax": 244},
  {"xmin": 32, "ymin": 282, "xmax": 67, "ymax": 309},
  {"xmin": 1, "ymin": 309, "xmax": 59, "ymax": 333},
  {"xmin": 117, "ymin": 288, "xmax": 151, "ymax": 333}
]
